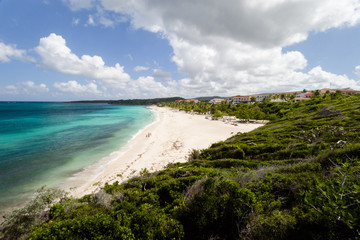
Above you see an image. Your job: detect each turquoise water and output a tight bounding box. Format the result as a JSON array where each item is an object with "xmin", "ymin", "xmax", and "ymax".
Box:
[{"xmin": 0, "ymin": 102, "xmax": 154, "ymax": 211}]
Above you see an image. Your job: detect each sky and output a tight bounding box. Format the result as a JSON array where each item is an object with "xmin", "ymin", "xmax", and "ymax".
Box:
[{"xmin": 1, "ymin": 0, "xmax": 360, "ymax": 101}]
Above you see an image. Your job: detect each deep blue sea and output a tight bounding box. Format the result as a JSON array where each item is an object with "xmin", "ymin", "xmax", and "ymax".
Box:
[{"xmin": 0, "ymin": 102, "xmax": 154, "ymax": 212}]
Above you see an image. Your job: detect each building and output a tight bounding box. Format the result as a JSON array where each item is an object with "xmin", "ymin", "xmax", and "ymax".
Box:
[
  {"xmin": 209, "ymin": 98, "xmax": 227, "ymax": 104},
  {"xmin": 295, "ymin": 97, "xmax": 310, "ymax": 102},
  {"xmin": 229, "ymin": 87, "xmax": 360, "ymax": 105},
  {"xmin": 231, "ymin": 96, "xmax": 251, "ymax": 105},
  {"xmin": 253, "ymin": 94, "xmax": 270, "ymax": 102},
  {"xmin": 230, "ymin": 94, "xmax": 270, "ymax": 105},
  {"xmin": 321, "ymin": 88, "xmax": 360, "ymax": 94}
]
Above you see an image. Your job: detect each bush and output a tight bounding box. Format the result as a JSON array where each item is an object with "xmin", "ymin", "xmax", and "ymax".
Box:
[
  {"xmin": 201, "ymin": 144, "xmax": 245, "ymax": 160},
  {"xmin": 243, "ymin": 210, "xmax": 296, "ymax": 240},
  {"xmin": 0, "ymin": 187, "xmax": 65, "ymax": 240},
  {"xmin": 178, "ymin": 178, "xmax": 255, "ymax": 239},
  {"xmin": 29, "ymin": 213, "xmax": 135, "ymax": 240},
  {"xmin": 188, "ymin": 149, "xmax": 201, "ymax": 161}
]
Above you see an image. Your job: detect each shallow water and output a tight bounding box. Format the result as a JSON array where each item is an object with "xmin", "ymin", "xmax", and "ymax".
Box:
[{"xmin": 0, "ymin": 102, "xmax": 154, "ymax": 211}]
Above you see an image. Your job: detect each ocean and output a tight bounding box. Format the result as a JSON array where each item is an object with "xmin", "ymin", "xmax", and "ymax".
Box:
[{"xmin": 0, "ymin": 102, "xmax": 154, "ymax": 212}]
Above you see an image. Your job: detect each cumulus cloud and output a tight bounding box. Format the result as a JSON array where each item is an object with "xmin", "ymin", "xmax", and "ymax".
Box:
[
  {"xmin": 6, "ymin": 0, "xmax": 356, "ymax": 100},
  {"xmin": 35, "ymin": 33, "xmax": 131, "ymax": 88},
  {"xmin": 33, "ymin": 33, "xmax": 176, "ymax": 98},
  {"xmin": 101, "ymin": 0, "xmax": 360, "ymax": 47},
  {"xmin": 54, "ymin": 80, "xmax": 101, "ymax": 94},
  {"xmin": 0, "ymin": 42, "xmax": 30, "ymax": 63},
  {"xmin": 127, "ymin": 76, "xmax": 176, "ymax": 98},
  {"xmin": 96, "ymin": 0, "xmax": 360, "ymax": 96},
  {"xmin": 0, "ymin": 81, "xmax": 49, "ymax": 95},
  {"xmin": 153, "ymin": 69, "xmax": 172, "ymax": 83},
  {"xmin": 306, "ymin": 66, "xmax": 360, "ymax": 89}
]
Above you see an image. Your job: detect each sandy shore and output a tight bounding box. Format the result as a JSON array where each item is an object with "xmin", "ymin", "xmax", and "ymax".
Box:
[{"xmin": 64, "ymin": 106, "xmax": 264, "ymax": 198}]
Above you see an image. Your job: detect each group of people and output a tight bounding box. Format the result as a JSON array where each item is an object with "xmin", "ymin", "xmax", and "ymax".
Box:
[{"xmin": 146, "ymin": 132, "xmax": 152, "ymax": 138}]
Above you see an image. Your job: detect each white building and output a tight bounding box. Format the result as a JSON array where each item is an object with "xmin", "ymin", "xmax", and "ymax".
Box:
[{"xmin": 209, "ymin": 98, "xmax": 227, "ymax": 104}]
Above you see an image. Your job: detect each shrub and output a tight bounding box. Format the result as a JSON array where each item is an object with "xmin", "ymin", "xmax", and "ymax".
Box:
[
  {"xmin": 0, "ymin": 187, "xmax": 66, "ymax": 240},
  {"xmin": 188, "ymin": 149, "xmax": 201, "ymax": 161},
  {"xmin": 242, "ymin": 210, "xmax": 296, "ymax": 240},
  {"xmin": 29, "ymin": 213, "xmax": 135, "ymax": 240},
  {"xmin": 201, "ymin": 144, "xmax": 245, "ymax": 160},
  {"xmin": 178, "ymin": 178, "xmax": 255, "ymax": 239}
]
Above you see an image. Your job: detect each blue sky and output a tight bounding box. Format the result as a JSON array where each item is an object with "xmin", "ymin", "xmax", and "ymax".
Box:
[{"xmin": 1, "ymin": 0, "xmax": 360, "ymax": 101}]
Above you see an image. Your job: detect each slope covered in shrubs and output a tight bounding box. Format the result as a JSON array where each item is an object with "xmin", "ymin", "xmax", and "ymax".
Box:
[{"xmin": 2, "ymin": 93, "xmax": 360, "ymax": 239}]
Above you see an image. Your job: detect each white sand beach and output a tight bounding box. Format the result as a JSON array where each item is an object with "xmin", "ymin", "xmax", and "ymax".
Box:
[{"xmin": 64, "ymin": 106, "xmax": 264, "ymax": 198}]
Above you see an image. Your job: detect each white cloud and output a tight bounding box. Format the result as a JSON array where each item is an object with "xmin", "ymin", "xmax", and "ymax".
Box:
[
  {"xmin": 0, "ymin": 42, "xmax": 30, "ymax": 63},
  {"xmin": 96, "ymin": 6, "xmax": 115, "ymax": 27},
  {"xmin": 0, "ymin": 81, "xmax": 49, "ymax": 95},
  {"xmin": 63, "ymin": 0, "xmax": 95, "ymax": 11},
  {"xmin": 127, "ymin": 76, "xmax": 176, "ymax": 98},
  {"xmin": 72, "ymin": 18, "xmax": 80, "ymax": 26},
  {"xmin": 97, "ymin": 0, "xmax": 360, "ymax": 96},
  {"xmin": 306, "ymin": 66, "xmax": 360, "ymax": 89},
  {"xmin": 35, "ymin": 33, "xmax": 131, "ymax": 88},
  {"xmin": 70, "ymin": 4, "xmax": 116, "ymax": 28},
  {"xmin": 134, "ymin": 66, "xmax": 149, "ymax": 72},
  {"xmin": 99, "ymin": 15, "xmax": 114, "ymax": 27},
  {"xmin": 28, "ymin": 1, "xmax": 360, "ymax": 99},
  {"xmin": 54, "ymin": 80, "xmax": 101, "ymax": 94},
  {"xmin": 127, "ymin": 54, "xmax": 133, "ymax": 61},
  {"xmin": 87, "ymin": 15, "xmax": 95, "ymax": 25},
  {"xmin": 101, "ymin": 0, "xmax": 360, "ymax": 47},
  {"xmin": 355, "ymin": 65, "xmax": 360, "ymax": 78},
  {"xmin": 153, "ymin": 69, "xmax": 172, "ymax": 83},
  {"xmin": 33, "ymin": 33, "xmax": 176, "ymax": 98}
]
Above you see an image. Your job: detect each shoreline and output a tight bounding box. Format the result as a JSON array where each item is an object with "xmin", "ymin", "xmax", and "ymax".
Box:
[{"xmin": 64, "ymin": 106, "xmax": 264, "ymax": 198}]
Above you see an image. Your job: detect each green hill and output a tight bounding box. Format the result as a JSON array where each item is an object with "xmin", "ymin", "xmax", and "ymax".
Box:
[{"xmin": 2, "ymin": 92, "xmax": 360, "ymax": 239}]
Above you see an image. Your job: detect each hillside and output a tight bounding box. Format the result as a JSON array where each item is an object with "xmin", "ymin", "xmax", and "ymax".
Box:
[
  {"xmin": 2, "ymin": 93, "xmax": 360, "ymax": 240},
  {"xmin": 69, "ymin": 97, "xmax": 184, "ymax": 105}
]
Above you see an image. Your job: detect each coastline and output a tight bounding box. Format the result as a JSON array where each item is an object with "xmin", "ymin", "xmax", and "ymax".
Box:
[{"xmin": 64, "ymin": 106, "xmax": 264, "ymax": 198}]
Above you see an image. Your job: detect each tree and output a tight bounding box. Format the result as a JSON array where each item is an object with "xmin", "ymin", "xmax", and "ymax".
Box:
[
  {"xmin": 280, "ymin": 94, "xmax": 286, "ymax": 101},
  {"xmin": 288, "ymin": 93, "xmax": 296, "ymax": 102},
  {"xmin": 312, "ymin": 89, "xmax": 321, "ymax": 98},
  {"xmin": 213, "ymin": 110, "xmax": 224, "ymax": 118}
]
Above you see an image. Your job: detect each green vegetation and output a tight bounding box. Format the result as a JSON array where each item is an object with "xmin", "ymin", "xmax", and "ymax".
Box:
[
  {"xmin": 158, "ymin": 98, "xmax": 294, "ymax": 120},
  {"xmin": 2, "ymin": 92, "xmax": 360, "ymax": 239}
]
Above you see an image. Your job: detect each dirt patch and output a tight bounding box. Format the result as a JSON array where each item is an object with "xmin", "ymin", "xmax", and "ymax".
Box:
[{"xmin": 319, "ymin": 105, "xmax": 341, "ymax": 117}]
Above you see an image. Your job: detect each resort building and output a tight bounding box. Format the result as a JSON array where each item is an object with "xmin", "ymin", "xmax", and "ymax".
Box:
[
  {"xmin": 231, "ymin": 96, "xmax": 251, "ymax": 105},
  {"xmin": 230, "ymin": 94, "xmax": 270, "ymax": 105},
  {"xmin": 209, "ymin": 98, "xmax": 227, "ymax": 104},
  {"xmin": 216, "ymin": 87, "xmax": 360, "ymax": 106},
  {"xmin": 254, "ymin": 94, "xmax": 270, "ymax": 102},
  {"xmin": 294, "ymin": 97, "xmax": 310, "ymax": 102},
  {"xmin": 320, "ymin": 88, "xmax": 360, "ymax": 94}
]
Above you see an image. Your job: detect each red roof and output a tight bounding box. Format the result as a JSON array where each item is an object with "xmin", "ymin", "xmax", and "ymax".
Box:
[
  {"xmin": 340, "ymin": 89, "xmax": 360, "ymax": 93},
  {"xmin": 233, "ymin": 96, "xmax": 250, "ymax": 99}
]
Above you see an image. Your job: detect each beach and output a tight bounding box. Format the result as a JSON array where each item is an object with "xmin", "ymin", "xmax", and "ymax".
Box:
[{"xmin": 64, "ymin": 106, "xmax": 264, "ymax": 198}]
